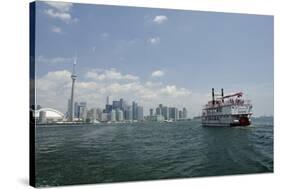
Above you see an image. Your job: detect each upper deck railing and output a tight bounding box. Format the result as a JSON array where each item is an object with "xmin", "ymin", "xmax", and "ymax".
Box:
[{"xmin": 203, "ymin": 98, "xmax": 251, "ymax": 109}]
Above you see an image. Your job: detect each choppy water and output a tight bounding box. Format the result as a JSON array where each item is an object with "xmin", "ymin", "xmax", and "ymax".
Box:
[{"xmin": 35, "ymin": 118, "xmax": 273, "ymax": 187}]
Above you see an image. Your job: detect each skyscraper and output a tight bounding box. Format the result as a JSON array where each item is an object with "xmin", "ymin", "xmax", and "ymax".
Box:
[
  {"xmin": 156, "ymin": 107, "xmax": 162, "ymax": 116},
  {"xmin": 69, "ymin": 57, "xmax": 77, "ymax": 121},
  {"xmin": 112, "ymin": 100, "xmax": 121, "ymax": 110},
  {"xmin": 106, "ymin": 96, "xmax": 109, "ymax": 105},
  {"xmin": 136, "ymin": 106, "xmax": 144, "ymax": 121},
  {"xmin": 111, "ymin": 109, "xmax": 116, "ymax": 122},
  {"xmin": 149, "ymin": 108, "xmax": 154, "ymax": 116},
  {"xmin": 169, "ymin": 107, "xmax": 178, "ymax": 121},
  {"xmin": 183, "ymin": 107, "xmax": 187, "ymax": 119},
  {"xmin": 132, "ymin": 101, "xmax": 138, "ymax": 120},
  {"xmin": 162, "ymin": 106, "xmax": 169, "ymax": 120},
  {"xmin": 179, "ymin": 110, "xmax": 183, "ymax": 119}
]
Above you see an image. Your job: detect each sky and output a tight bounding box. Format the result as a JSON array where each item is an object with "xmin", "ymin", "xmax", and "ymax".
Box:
[{"xmin": 34, "ymin": 1, "xmax": 274, "ymax": 117}]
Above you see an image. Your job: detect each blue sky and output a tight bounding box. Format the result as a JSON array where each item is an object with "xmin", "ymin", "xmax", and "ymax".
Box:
[{"xmin": 35, "ymin": 1, "xmax": 273, "ymax": 117}]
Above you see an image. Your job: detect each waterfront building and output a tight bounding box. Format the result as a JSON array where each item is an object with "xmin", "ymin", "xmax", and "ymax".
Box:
[
  {"xmin": 162, "ymin": 106, "xmax": 170, "ymax": 120},
  {"xmin": 112, "ymin": 100, "xmax": 121, "ymax": 110},
  {"xmin": 120, "ymin": 98, "xmax": 125, "ymax": 111},
  {"xmin": 106, "ymin": 96, "xmax": 109, "ymax": 105},
  {"xmin": 179, "ymin": 110, "xmax": 183, "ymax": 119},
  {"xmin": 149, "ymin": 108, "xmax": 154, "ymax": 116},
  {"xmin": 132, "ymin": 101, "xmax": 138, "ymax": 120},
  {"xmin": 38, "ymin": 111, "xmax": 47, "ymax": 123},
  {"xmin": 146, "ymin": 115, "xmax": 165, "ymax": 122},
  {"xmin": 96, "ymin": 108, "xmax": 103, "ymax": 121},
  {"xmin": 116, "ymin": 109, "xmax": 124, "ymax": 121},
  {"xmin": 169, "ymin": 107, "xmax": 179, "ymax": 121},
  {"xmin": 111, "ymin": 109, "xmax": 116, "ymax": 122},
  {"xmin": 105, "ymin": 104, "xmax": 113, "ymax": 113},
  {"xmin": 156, "ymin": 107, "xmax": 162, "ymax": 116},
  {"xmin": 74, "ymin": 102, "xmax": 87, "ymax": 120},
  {"xmin": 137, "ymin": 106, "xmax": 144, "ymax": 121},
  {"xmin": 183, "ymin": 107, "xmax": 187, "ymax": 119},
  {"xmin": 128, "ymin": 106, "xmax": 133, "ymax": 121},
  {"xmin": 86, "ymin": 108, "xmax": 96, "ymax": 122},
  {"xmin": 35, "ymin": 108, "xmax": 64, "ymax": 123},
  {"xmin": 101, "ymin": 112, "xmax": 109, "ymax": 122}
]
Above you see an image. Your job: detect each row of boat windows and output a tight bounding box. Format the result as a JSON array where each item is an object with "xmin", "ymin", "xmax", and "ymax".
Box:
[
  {"xmin": 204, "ymin": 115, "xmax": 232, "ymax": 120},
  {"xmin": 206, "ymin": 107, "xmax": 223, "ymax": 113}
]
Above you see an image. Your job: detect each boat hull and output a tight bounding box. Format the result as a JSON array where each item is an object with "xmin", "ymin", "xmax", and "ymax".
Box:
[{"xmin": 202, "ymin": 117, "xmax": 251, "ymax": 127}]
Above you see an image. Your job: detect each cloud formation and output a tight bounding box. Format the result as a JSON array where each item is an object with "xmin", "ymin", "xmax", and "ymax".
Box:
[
  {"xmin": 86, "ymin": 69, "xmax": 139, "ymax": 81},
  {"xmin": 44, "ymin": 2, "xmax": 78, "ymax": 23},
  {"xmin": 151, "ymin": 70, "xmax": 165, "ymax": 77},
  {"xmin": 148, "ymin": 37, "xmax": 160, "ymax": 45},
  {"xmin": 51, "ymin": 25, "xmax": 62, "ymax": 33},
  {"xmin": 153, "ymin": 15, "xmax": 168, "ymax": 24},
  {"xmin": 35, "ymin": 68, "xmax": 200, "ymax": 116}
]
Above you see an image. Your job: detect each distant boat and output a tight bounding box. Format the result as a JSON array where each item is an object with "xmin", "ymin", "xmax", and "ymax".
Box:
[{"xmin": 202, "ymin": 88, "xmax": 253, "ymax": 127}]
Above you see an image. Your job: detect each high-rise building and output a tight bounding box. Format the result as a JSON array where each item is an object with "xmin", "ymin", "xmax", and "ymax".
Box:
[
  {"xmin": 111, "ymin": 109, "xmax": 116, "ymax": 122},
  {"xmin": 86, "ymin": 108, "xmax": 96, "ymax": 122},
  {"xmin": 169, "ymin": 107, "xmax": 178, "ymax": 121},
  {"xmin": 179, "ymin": 110, "xmax": 183, "ymax": 119},
  {"xmin": 162, "ymin": 106, "xmax": 169, "ymax": 120},
  {"xmin": 67, "ymin": 99, "xmax": 71, "ymax": 118},
  {"xmin": 116, "ymin": 109, "xmax": 124, "ymax": 121},
  {"xmin": 78, "ymin": 102, "xmax": 87, "ymax": 120},
  {"xmin": 120, "ymin": 98, "xmax": 125, "ymax": 111},
  {"xmin": 132, "ymin": 101, "xmax": 138, "ymax": 120},
  {"xmin": 74, "ymin": 102, "xmax": 79, "ymax": 118},
  {"xmin": 136, "ymin": 106, "xmax": 144, "ymax": 121},
  {"xmin": 106, "ymin": 96, "xmax": 109, "ymax": 105},
  {"xmin": 183, "ymin": 107, "xmax": 187, "ymax": 119},
  {"xmin": 156, "ymin": 107, "xmax": 162, "ymax": 116},
  {"xmin": 128, "ymin": 105, "xmax": 133, "ymax": 121},
  {"xmin": 149, "ymin": 108, "xmax": 154, "ymax": 116},
  {"xmin": 96, "ymin": 108, "xmax": 103, "ymax": 121},
  {"xmin": 105, "ymin": 104, "xmax": 113, "ymax": 113},
  {"xmin": 112, "ymin": 100, "xmax": 121, "ymax": 110},
  {"xmin": 101, "ymin": 112, "xmax": 108, "ymax": 122}
]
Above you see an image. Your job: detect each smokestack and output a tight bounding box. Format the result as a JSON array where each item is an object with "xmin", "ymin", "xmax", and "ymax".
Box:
[
  {"xmin": 221, "ymin": 88, "xmax": 224, "ymax": 103},
  {"xmin": 212, "ymin": 88, "xmax": 215, "ymax": 105}
]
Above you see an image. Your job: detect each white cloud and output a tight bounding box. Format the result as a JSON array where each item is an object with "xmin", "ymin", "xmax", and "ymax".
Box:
[
  {"xmin": 151, "ymin": 70, "xmax": 165, "ymax": 77},
  {"xmin": 36, "ymin": 69, "xmax": 202, "ymax": 116},
  {"xmin": 86, "ymin": 68, "xmax": 139, "ymax": 81},
  {"xmin": 51, "ymin": 25, "xmax": 62, "ymax": 33},
  {"xmin": 153, "ymin": 15, "xmax": 168, "ymax": 24},
  {"xmin": 37, "ymin": 56, "xmax": 73, "ymax": 64},
  {"xmin": 44, "ymin": 2, "xmax": 73, "ymax": 12},
  {"xmin": 148, "ymin": 37, "xmax": 160, "ymax": 45},
  {"xmin": 44, "ymin": 2, "xmax": 78, "ymax": 23},
  {"xmin": 160, "ymin": 85, "xmax": 191, "ymax": 97}
]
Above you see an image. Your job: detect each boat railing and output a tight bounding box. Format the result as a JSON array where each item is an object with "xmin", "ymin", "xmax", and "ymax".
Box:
[{"xmin": 204, "ymin": 99, "xmax": 251, "ymax": 109}]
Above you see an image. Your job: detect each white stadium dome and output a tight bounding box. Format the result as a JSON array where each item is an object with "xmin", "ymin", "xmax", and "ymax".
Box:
[{"xmin": 34, "ymin": 108, "xmax": 65, "ymax": 119}]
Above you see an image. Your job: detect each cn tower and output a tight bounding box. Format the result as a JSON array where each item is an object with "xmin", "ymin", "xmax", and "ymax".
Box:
[{"xmin": 69, "ymin": 57, "xmax": 77, "ymax": 122}]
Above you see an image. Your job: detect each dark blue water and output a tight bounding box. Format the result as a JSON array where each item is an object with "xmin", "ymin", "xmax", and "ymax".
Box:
[{"xmin": 35, "ymin": 118, "xmax": 273, "ymax": 187}]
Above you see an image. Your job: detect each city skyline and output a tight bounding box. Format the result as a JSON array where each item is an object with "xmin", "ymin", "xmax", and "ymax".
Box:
[
  {"xmin": 35, "ymin": 1, "xmax": 273, "ymax": 117},
  {"xmin": 66, "ymin": 95, "xmax": 188, "ymax": 121}
]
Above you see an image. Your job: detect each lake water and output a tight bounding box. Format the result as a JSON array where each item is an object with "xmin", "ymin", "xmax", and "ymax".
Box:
[{"xmin": 35, "ymin": 118, "xmax": 273, "ymax": 187}]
